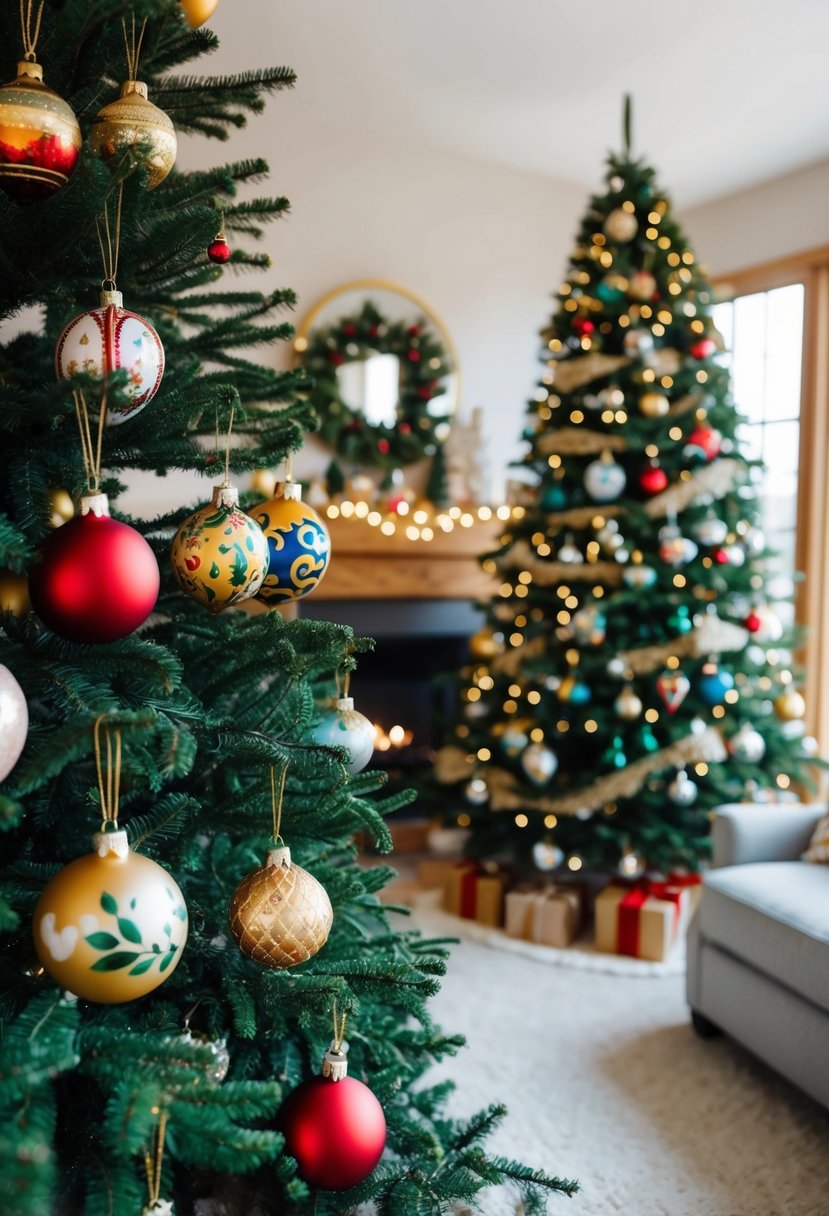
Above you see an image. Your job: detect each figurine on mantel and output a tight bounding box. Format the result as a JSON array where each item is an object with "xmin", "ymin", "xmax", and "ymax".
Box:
[{"xmin": 443, "ymin": 406, "xmax": 489, "ymax": 506}]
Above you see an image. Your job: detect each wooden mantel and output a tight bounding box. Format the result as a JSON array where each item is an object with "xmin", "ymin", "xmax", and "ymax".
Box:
[{"xmin": 317, "ymin": 515, "xmax": 503, "ymax": 600}]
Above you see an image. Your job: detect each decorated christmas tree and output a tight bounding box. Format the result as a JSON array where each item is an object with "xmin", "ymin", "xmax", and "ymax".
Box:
[
  {"xmin": 434, "ymin": 100, "xmax": 817, "ymax": 877},
  {"xmin": 0, "ymin": 3, "xmax": 576, "ymax": 1213}
]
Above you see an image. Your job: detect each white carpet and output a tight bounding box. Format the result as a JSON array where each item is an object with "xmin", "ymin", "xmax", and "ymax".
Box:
[{"xmin": 412, "ymin": 904, "xmax": 829, "ymax": 1216}]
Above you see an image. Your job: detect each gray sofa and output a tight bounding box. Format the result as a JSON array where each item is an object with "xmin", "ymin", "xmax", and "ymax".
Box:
[{"xmin": 686, "ymin": 801, "xmax": 829, "ymax": 1108}]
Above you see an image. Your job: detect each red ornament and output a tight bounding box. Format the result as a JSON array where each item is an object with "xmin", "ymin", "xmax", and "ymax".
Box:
[
  {"xmin": 279, "ymin": 1044, "xmax": 386, "ymax": 1191},
  {"xmin": 329, "ymin": 352, "xmax": 345, "ymax": 366},
  {"xmin": 29, "ymin": 495, "xmax": 159, "ymax": 643},
  {"xmin": 398, "ymin": 421, "xmax": 412, "ymax": 434},
  {"xmin": 342, "ymin": 323, "xmax": 357, "ymax": 336},
  {"xmin": 207, "ymin": 237, "xmax": 231, "ymax": 264},
  {"xmin": 744, "ymin": 611, "xmax": 762, "ymax": 633},
  {"xmin": 690, "ymin": 337, "xmax": 716, "ymax": 360},
  {"xmin": 712, "ymin": 547, "xmax": 729, "ymax": 565},
  {"xmin": 407, "ymin": 349, "xmax": 421, "ymax": 363},
  {"xmin": 367, "ymin": 325, "xmax": 379, "ymax": 338},
  {"xmin": 639, "ymin": 464, "xmax": 668, "ymax": 495},
  {"xmin": 0, "ymin": 60, "xmax": 82, "ymax": 203},
  {"xmin": 572, "ymin": 317, "xmax": 595, "ymax": 336},
  {"xmin": 686, "ymin": 425, "xmax": 721, "ymax": 461},
  {"xmin": 417, "ymin": 386, "xmax": 432, "ymax": 400},
  {"xmin": 377, "ymin": 439, "xmax": 390, "ymax": 454},
  {"xmin": 406, "ymin": 324, "xmax": 421, "ymax": 336}
]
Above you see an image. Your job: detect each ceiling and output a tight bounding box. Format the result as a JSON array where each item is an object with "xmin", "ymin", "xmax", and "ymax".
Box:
[{"xmin": 212, "ymin": 0, "xmax": 829, "ymax": 209}]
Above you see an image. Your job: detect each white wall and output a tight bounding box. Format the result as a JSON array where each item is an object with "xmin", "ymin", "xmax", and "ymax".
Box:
[
  {"xmin": 123, "ymin": 100, "xmax": 587, "ymax": 516},
  {"xmin": 682, "ymin": 156, "xmax": 829, "ymax": 277}
]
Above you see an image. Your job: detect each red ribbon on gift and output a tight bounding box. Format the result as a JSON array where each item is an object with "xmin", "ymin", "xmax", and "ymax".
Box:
[
  {"xmin": 455, "ymin": 861, "xmax": 481, "ymax": 919},
  {"xmin": 616, "ymin": 880, "xmax": 685, "ymax": 957}
]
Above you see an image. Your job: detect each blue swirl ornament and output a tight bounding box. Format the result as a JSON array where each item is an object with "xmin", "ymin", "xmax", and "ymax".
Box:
[{"xmin": 253, "ymin": 482, "xmax": 331, "ymax": 605}]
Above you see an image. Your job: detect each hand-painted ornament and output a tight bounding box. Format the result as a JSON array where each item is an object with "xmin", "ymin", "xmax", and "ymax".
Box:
[
  {"xmin": 628, "ymin": 270, "xmax": 657, "ymax": 301},
  {"xmin": 693, "ymin": 514, "xmax": 728, "ymax": 546},
  {"xmin": 229, "ymin": 845, "xmax": 332, "ymax": 969},
  {"xmin": 32, "ymin": 829, "xmax": 187, "ymax": 1003},
  {"xmin": 308, "ymin": 697, "xmax": 375, "ymax": 774},
  {"xmin": 614, "ymin": 684, "xmax": 642, "ymax": 721},
  {"xmin": 55, "ymin": 289, "xmax": 165, "ymax": 425},
  {"xmin": 171, "ymin": 483, "xmax": 269, "ymax": 612},
  {"xmin": 252, "ymin": 482, "xmax": 330, "ymax": 605},
  {"xmin": 623, "ymin": 564, "xmax": 657, "ymax": 590},
  {"xmin": 728, "ymin": 724, "xmax": 766, "ymax": 764},
  {"xmin": 521, "ymin": 743, "xmax": 558, "ymax": 786},
  {"xmin": 668, "ymin": 769, "xmax": 698, "ymax": 806},
  {"xmin": 603, "ymin": 207, "xmax": 638, "ymax": 243},
  {"xmin": 775, "ymin": 689, "xmax": 806, "ymax": 721},
  {"xmin": 656, "ymin": 670, "xmax": 690, "ymax": 713},
  {"xmin": 0, "ymin": 665, "xmax": 28, "ymax": 782},
  {"xmin": 29, "ymin": 493, "xmax": 159, "ymax": 643},
  {"xmin": 683, "ymin": 425, "xmax": 721, "ymax": 462},
  {"xmin": 469, "ymin": 625, "xmax": 502, "ymax": 659},
  {"xmin": 658, "ymin": 524, "xmax": 698, "ymax": 567},
  {"xmin": 500, "ymin": 728, "xmax": 529, "ymax": 759},
  {"xmin": 464, "ymin": 777, "xmax": 489, "ymax": 806},
  {"xmin": 639, "ymin": 462, "xmax": 668, "ymax": 495},
  {"xmin": 278, "ymin": 1041, "xmax": 386, "ymax": 1190},
  {"xmin": 558, "ymin": 676, "xmax": 591, "ymax": 705},
  {"xmin": 584, "ymin": 452, "xmax": 626, "ymax": 503},
  {"xmin": 638, "ymin": 391, "xmax": 670, "ymax": 418},
  {"xmin": 571, "ymin": 605, "xmax": 606, "ymax": 646},
  {"xmin": 698, "ymin": 661, "xmax": 734, "ymax": 706},
  {"xmin": 532, "ymin": 839, "xmax": 563, "ymax": 871},
  {"xmin": 0, "ymin": 59, "xmax": 81, "ymax": 202},
  {"xmin": 89, "ymin": 80, "xmax": 177, "ymax": 190},
  {"xmin": 180, "ymin": 0, "xmax": 221, "ymax": 26}
]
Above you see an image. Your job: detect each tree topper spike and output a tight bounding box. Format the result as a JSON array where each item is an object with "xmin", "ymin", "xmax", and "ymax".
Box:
[{"xmin": 623, "ymin": 95, "xmax": 632, "ymax": 158}]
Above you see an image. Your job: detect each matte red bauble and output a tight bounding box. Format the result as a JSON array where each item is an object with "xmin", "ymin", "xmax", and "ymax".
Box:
[
  {"xmin": 639, "ymin": 464, "xmax": 668, "ymax": 495},
  {"xmin": 207, "ymin": 237, "xmax": 231, "ymax": 264},
  {"xmin": 279, "ymin": 1043, "xmax": 386, "ymax": 1191},
  {"xmin": 744, "ymin": 611, "xmax": 762, "ymax": 633},
  {"xmin": 29, "ymin": 494, "xmax": 159, "ymax": 643},
  {"xmin": 690, "ymin": 337, "xmax": 716, "ymax": 359},
  {"xmin": 712, "ymin": 547, "xmax": 729, "ymax": 566}
]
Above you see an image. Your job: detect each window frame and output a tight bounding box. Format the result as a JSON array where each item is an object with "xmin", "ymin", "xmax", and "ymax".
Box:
[{"xmin": 714, "ymin": 245, "xmax": 829, "ymax": 750}]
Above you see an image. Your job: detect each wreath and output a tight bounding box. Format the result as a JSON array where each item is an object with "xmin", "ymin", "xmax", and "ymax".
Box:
[{"xmin": 301, "ymin": 299, "xmax": 451, "ymax": 482}]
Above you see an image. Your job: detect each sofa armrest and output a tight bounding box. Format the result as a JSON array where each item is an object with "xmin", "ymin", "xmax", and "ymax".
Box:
[{"xmin": 711, "ymin": 802, "xmax": 826, "ymax": 868}]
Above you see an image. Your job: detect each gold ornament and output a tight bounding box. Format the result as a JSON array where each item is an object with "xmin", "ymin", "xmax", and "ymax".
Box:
[
  {"xmin": 0, "ymin": 569, "xmax": 31, "ymax": 616},
  {"xmin": 180, "ymin": 0, "xmax": 221, "ymax": 26},
  {"xmin": 774, "ymin": 690, "xmax": 806, "ymax": 721},
  {"xmin": 614, "ymin": 684, "xmax": 643, "ymax": 721},
  {"xmin": 0, "ymin": 59, "xmax": 82, "ymax": 202},
  {"xmin": 171, "ymin": 482, "xmax": 270, "ymax": 613},
  {"xmin": 48, "ymin": 488, "xmax": 75, "ymax": 527},
  {"xmin": 469, "ymin": 626, "xmax": 502, "ymax": 659},
  {"xmin": 89, "ymin": 80, "xmax": 177, "ymax": 190},
  {"xmin": 229, "ymin": 845, "xmax": 333, "ymax": 969},
  {"xmin": 33, "ymin": 829, "xmax": 188, "ymax": 1003},
  {"xmin": 603, "ymin": 208, "xmax": 638, "ymax": 243},
  {"xmin": 638, "ymin": 391, "xmax": 670, "ymax": 418}
]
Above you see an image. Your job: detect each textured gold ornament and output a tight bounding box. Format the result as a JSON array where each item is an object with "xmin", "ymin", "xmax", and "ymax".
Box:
[
  {"xmin": 229, "ymin": 846, "xmax": 333, "ymax": 969},
  {"xmin": 638, "ymin": 391, "xmax": 670, "ymax": 418},
  {"xmin": 603, "ymin": 208, "xmax": 638, "ymax": 243},
  {"xmin": 89, "ymin": 80, "xmax": 177, "ymax": 189},
  {"xmin": 774, "ymin": 690, "xmax": 806, "ymax": 721}
]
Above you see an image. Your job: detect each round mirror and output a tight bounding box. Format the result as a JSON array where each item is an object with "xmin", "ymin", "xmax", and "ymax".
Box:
[{"xmin": 294, "ymin": 280, "xmax": 459, "ymax": 477}]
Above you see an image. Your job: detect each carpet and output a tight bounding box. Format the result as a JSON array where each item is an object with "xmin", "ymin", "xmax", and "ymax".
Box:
[{"xmin": 411, "ymin": 903, "xmax": 829, "ymax": 1216}]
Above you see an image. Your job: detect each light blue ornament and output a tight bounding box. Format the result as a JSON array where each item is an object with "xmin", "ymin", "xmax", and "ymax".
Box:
[
  {"xmin": 501, "ymin": 728, "xmax": 529, "ymax": 759},
  {"xmin": 623, "ymin": 565, "xmax": 657, "ymax": 590},
  {"xmin": 521, "ymin": 743, "xmax": 558, "ymax": 786},
  {"xmin": 254, "ymin": 482, "xmax": 331, "ymax": 605},
  {"xmin": 308, "ymin": 696, "xmax": 375, "ymax": 774},
  {"xmin": 698, "ymin": 664, "xmax": 734, "ymax": 707}
]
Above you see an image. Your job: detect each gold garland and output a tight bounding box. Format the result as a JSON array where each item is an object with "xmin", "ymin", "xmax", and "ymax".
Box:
[
  {"xmin": 535, "ymin": 428, "xmax": 627, "ymax": 457},
  {"xmin": 644, "ymin": 458, "xmax": 743, "ymax": 519},
  {"xmin": 544, "ymin": 504, "xmax": 624, "ymax": 529},
  {"xmin": 549, "ymin": 352, "xmax": 629, "ymax": 393},
  {"xmin": 618, "ymin": 616, "xmax": 749, "ymax": 675},
  {"xmin": 490, "ymin": 634, "xmax": 547, "ymax": 675},
  {"xmin": 497, "ymin": 541, "xmax": 624, "ymax": 588}
]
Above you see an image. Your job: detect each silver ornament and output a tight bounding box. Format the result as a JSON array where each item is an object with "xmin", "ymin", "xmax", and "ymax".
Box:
[
  {"xmin": 619, "ymin": 850, "xmax": 646, "ymax": 878},
  {"xmin": 667, "ymin": 769, "xmax": 698, "ymax": 806},
  {"xmin": 464, "ymin": 778, "xmax": 489, "ymax": 806},
  {"xmin": 0, "ymin": 664, "xmax": 28, "ymax": 782},
  {"xmin": 658, "ymin": 524, "xmax": 698, "ymax": 567},
  {"xmin": 584, "ymin": 454, "xmax": 626, "ymax": 503},
  {"xmin": 623, "ymin": 328, "xmax": 654, "ymax": 358},
  {"xmin": 729, "ymin": 724, "xmax": 766, "ymax": 763},
  {"xmin": 521, "ymin": 742, "xmax": 558, "ymax": 786},
  {"xmin": 558, "ymin": 538, "xmax": 582, "ymax": 563},
  {"xmin": 532, "ymin": 839, "xmax": 564, "ymax": 871},
  {"xmin": 607, "ymin": 657, "xmax": 627, "ymax": 679},
  {"xmin": 693, "ymin": 516, "xmax": 728, "ymax": 546}
]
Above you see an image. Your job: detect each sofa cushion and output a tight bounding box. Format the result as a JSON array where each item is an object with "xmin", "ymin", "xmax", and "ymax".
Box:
[
  {"xmin": 699, "ymin": 862, "xmax": 829, "ymax": 1014},
  {"xmin": 802, "ymin": 812, "xmax": 829, "ymax": 863}
]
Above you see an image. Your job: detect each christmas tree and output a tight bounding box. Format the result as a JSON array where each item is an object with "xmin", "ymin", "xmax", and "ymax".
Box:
[
  {"xmin": 434, "ymin": 100, "xmax": 816, "ymax": 877},
  {"xmin": 0, "ymin": 3, "xmax": 576, "ymax": 1213}
]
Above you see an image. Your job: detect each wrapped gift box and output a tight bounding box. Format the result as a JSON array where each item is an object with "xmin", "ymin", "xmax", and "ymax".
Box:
[
  {"xmin": 505, "ymin": 884, "xmax": 583, "ymax": 947},
  {"xmin": 443, "ymin": 862, "xmax": 505, "ymax": 927},
  {"xmin": 595, "ymin": 882, "xmax": 690, "ymax": 962}
]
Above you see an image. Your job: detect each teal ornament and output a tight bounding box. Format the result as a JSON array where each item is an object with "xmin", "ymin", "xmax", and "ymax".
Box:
[
  {"xmin": 668, "ymin": 605, "xmax": 693, "ymax": 634},
  {"xmin": 308, "ymin": 696, "xmax": 375, "ymax": 774},
  {"xmin": 698, "ymin": 663, "xmax": 734, "ymax": 706},
  {"xmin": 559, "ymin": 676, "xmax": 591, "ymax": 705},
  {"xmin": 604, "ymin": 735, "xmax": 627, "ymax": 769},
  {"xmin": 253, "ymin": 482, "xmax": 331, "ymax": 605},
  {"xmin": 638, "ymin": 724, "xmax": 660, "ymax": 753},
  {"xmin": 623, "ymin": 565, "xmax": 657, "ymax": 590},
  {"xmin": 501, "ymin": 728, "xmax": 529, "ymax": 759},
  {"xmin": 540, "ymin": 483, "xmax": 568, "ymax": 511},
  {"xmin": 597, "ymin": 276, "xmax": 624, "ymax": 304}
]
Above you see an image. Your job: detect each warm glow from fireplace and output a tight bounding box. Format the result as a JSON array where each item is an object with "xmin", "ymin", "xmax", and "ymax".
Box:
[{"xmin": 374, "ymin": 723, "xmax": 415, "ymax": 752}]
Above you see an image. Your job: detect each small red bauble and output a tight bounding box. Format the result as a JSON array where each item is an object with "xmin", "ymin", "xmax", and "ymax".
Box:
[
  {"xmin": 207, "ymin": 237, "xmax": 231, "ymax": 264},
  {"xmin": 329, "ymin": 352, "xmax": 345, "ymax": 366},
  {"xmin": 342, "ymin": 323, "xmax": 357, "ymax": 336},
  {"xmin": 398, "ymin": 421, "xmax": 412, "ymax": 433},
  {"xmin": 686, "ymin": 425, "xmax": 721, "ymax": 460},
  {"xmin": 639, "ymin": 464, "xmax": 668, "ymax": 495},
  {"xmin": 407, "ymin": 349, "xmax": 421, "ymax": 362},
  {"xmin": 712, "ymin": 547, "xmax": 729, "ymax": 565},
  {"xmin": 573, "ymin": 317, "xmax": 595, "ymax": 336},
  {"xmin": 406, "ymin": 324, "xmax": 421, "ymax": 336},
  {"xmin": 744, "ymin": 611, "xmax": 762, "ymax": 633},
  {"xmin": 280, "ymin": 1074, "xmax": 386, "ymax": 1190},
  {"xmin": 690, "ymin": 337, "xmax": 716, "ymax": 359},
  {"xmin": 377, "ymin": 438, "xmax": 390, "ymax": 454},
  {"xmin": 29, "ymin": 494, "xmax": 159, "ymax": 643}
]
